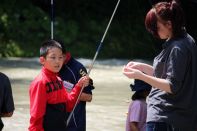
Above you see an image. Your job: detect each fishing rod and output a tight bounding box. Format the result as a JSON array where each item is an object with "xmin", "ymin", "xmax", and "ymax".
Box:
[
  {"xmin": 51, "ymin": 0, "xmax": 54, "ymax": 39},
  {"xmin": 66, "ymin": 0, "xmax": 121, "ymax": 126}
]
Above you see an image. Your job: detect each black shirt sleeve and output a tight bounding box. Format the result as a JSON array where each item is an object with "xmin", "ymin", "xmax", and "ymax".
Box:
[
  {"xmin": 0, "ymin": 72, "xmax": 15, "ymax": 114},
  {"xmin": 166, "ymin": 44, "xmax": 190, "ymax": 94},
  {"xmin": 79, "ymin": 66, "xmax": 94, "ymax": 94}
]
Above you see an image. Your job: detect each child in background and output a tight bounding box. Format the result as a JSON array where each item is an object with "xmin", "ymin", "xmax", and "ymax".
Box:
[
  {"xmin": 126, "ymin": 79, "xmax": 151, "ymax": 131},
  {"xmin": 29, "ymin": 40, "xmax": 90, "ymax": 131},
  {"xmin": 58, "ymin": 40, "xmax": 95, "ymax": 131}
]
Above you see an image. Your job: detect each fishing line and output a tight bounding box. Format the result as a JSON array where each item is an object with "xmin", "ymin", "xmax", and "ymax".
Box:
[{"xmin": 66, "ymin": 0, "xmax": 121, "ymax": 126}]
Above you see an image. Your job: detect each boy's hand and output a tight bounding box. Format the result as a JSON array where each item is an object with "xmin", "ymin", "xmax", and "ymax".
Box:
[{"xmin": 77, "ymin": 76, "xmax": 90, "ymax": 88}]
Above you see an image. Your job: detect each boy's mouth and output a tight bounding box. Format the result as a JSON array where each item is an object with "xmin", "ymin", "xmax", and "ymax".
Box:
[{"xmin": 54, "ymin": 65, "xmax": 60, "ymax": 69}]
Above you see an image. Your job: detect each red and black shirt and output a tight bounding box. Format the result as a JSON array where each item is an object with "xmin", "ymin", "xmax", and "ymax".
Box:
[{"xmin": 29, "ymin": 67, "xmax": 81, "ymax": 131}]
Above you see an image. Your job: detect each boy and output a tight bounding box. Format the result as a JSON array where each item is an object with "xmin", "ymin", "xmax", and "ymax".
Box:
[{"xmin": 29, "ymin": 40, "xmax": 90, "ymax": 131}]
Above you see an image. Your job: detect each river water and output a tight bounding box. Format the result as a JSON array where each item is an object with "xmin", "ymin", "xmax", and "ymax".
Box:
[{"xmin": 0, "ymin": 58, "xmax": 133, "ymax": 131}]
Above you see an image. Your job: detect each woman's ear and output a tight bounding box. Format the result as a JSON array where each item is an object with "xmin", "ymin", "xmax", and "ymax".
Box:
[{"xmin": 40, "ymin": 56, "xmax": 45, "ymax": 65}]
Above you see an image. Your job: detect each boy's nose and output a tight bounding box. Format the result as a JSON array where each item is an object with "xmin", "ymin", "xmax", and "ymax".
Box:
[{"xmin": 56, "ymin": 58, "xmax": 63, "ymax": 62}]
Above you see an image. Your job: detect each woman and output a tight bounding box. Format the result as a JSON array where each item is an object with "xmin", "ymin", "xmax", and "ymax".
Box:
[{"xmin": 123, "ymin": 1, "xmax": 197, "ymax": 131}]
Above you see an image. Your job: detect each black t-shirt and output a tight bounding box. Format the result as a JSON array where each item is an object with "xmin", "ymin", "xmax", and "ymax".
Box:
[
  {"xmin": 0, "ymin": 72, "xmax": 15, "ymax": 130},
  {"xmin": 147, "ymin": 33, "xmax": 197, "ymax": 129}
]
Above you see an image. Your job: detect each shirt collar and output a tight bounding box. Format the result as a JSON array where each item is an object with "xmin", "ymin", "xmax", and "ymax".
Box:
[
  {"xmin": 64, "ymin": 52, "xmax": 71, "ymax": 64},
  {"xmin": 42, "ymin": 67, "xmax": 58, "ymax": 79},
  {"xmin": 162, "ymin": 39, "xmax": 172, "ymax": 49}
]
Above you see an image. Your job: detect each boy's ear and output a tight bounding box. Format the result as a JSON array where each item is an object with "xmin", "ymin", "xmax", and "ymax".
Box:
[{"xmin": 40, "ymin": 56, "xmax": 45, "ymax": 65}]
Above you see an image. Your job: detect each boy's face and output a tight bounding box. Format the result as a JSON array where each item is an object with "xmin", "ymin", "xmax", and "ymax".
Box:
[{"xmin": 40, "ymin": 47, "xmax": 64, "ymax": 73}]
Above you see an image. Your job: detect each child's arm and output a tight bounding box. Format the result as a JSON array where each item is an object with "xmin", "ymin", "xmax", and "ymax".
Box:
[
  {"xmin": 130, "ymin": 122, "xmax": 139, "ymax": 131},
  {"xmin": 66, "ymin": 76, "xmax": 89, "ymax": 112},
  {"xmin": 0, "ymin": 112, "xmax": 13, "ymax": 117},
  {"xmin": 29, "ymin": 81, "xmax": 47, "ymax": 131}
]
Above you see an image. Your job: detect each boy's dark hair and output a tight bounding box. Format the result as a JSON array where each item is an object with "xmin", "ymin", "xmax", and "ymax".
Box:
[
  {"xmin": 40, "ymin": 39, "xmax": 63, "ymax": 57},
  {"xmin": 53, "ymin": 39, "xmax": 66, "ymax": 54}
]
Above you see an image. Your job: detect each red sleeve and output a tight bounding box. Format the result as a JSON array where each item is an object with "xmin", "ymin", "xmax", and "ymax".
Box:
[
  {"xmin": 29, "ymin": 80, "xmax": 47, "ymax": 131},
  {"xmin": 66, "ymin": 84, "xmax": 81, "ymax": 112}
]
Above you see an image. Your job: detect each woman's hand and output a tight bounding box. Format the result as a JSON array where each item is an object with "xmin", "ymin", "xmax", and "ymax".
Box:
[
  {"xmin": 126, "ymin": 61, "xmax": 153, "ymax": 76},
  {"xmin": 123, "ymin": 66, "xmax": 143, "ymax": 79},
  {"xmin": 126, "ymin": 61, "xmax": 143, "ymax": 72}
]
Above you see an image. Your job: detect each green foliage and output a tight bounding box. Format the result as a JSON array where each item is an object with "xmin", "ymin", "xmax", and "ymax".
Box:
[
  {"xmin": 0, "ymin": 40, "xmax": 23, "ymax": 57},
  {"xmin": 0, "ymin": 0, "xmax": 50, "ymax": 57},
  {"xmin": 0, "ymin": 0, "xmax": 164, "ymax": 59}
]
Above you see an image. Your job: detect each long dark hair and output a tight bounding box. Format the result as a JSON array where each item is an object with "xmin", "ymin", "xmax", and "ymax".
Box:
[{"xmin": 145, "ymin": 0, "xmax": 185, "ymax": 38}]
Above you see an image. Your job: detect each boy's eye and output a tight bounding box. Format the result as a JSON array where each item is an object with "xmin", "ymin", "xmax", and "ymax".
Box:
[
  {"xmin": 47, "ymin": 56, "xmax": 63, "ymax": 61},
  {"xmin": 49, "ymin": 56, "xmax": 56, "ymax": 60},
  {"xmin": 59, "ymin": 56, "xmax": 63, "ymax": 60}
]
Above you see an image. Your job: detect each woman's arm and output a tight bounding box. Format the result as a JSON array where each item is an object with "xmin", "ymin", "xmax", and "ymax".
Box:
[
  {"xmin": 123, "ymin": 66, "xmax": 172, "ymax": 93},
  {"xmin": 140, "ymin": 73, "xmax": 172, "ymax": 93},
  {"xmin": 126, "ymin": 61, "xmax": 154, "ymax": 76}
]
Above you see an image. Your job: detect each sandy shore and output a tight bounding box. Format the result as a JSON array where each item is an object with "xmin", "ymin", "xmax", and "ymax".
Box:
[{"xmin": 0, "ymin": 58, "xmax": 132, "ymax": 131}]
